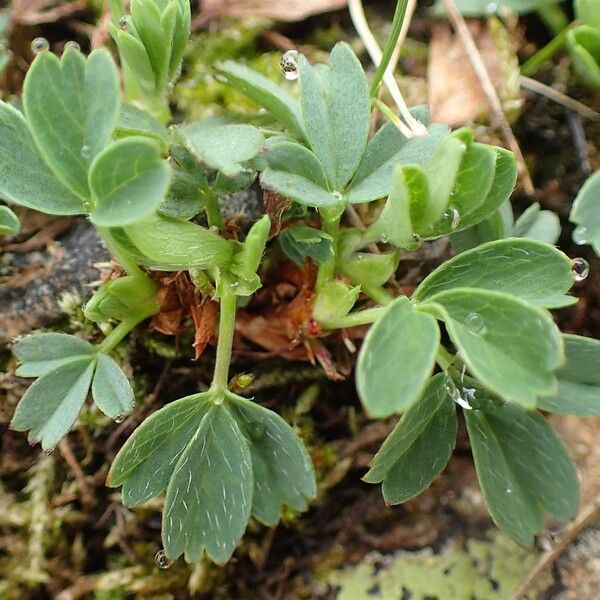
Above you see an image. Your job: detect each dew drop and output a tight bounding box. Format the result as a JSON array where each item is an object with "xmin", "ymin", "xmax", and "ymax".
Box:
[
  {"xmin": 65, "ymin": 41, "xmax": 80, "ymax": 52},
  {"xmin": 280, "ymin": 49, "xmax": 299, "ymax": 81},
  {"xmin": 43, "ymin": 448, "xmax": 54, "ymax": 456},
  {"xmin": 379, "ymin": 234, "xmax": 389, "ymax": 244},
  {"xmin": 118, "ymin": 15, "xmax": 129, "ymax": 30},
  {"xmin": 332, "ymin": 191, "xmax": 343, "ymax": 202},
  {"xmin": 573, "ymin": 226, "xmax": 588, "ymax": 246},
  {"xmin": 571, "ymin": 257, "xmax": 590, "ymax": 282},
  {"xmin": 465, "ymin": 312, "xmax": 485, "ymax": 334},
  {"xmin": 405, "ymin": 233, "xmax": 422, "ymax": 251},
  {"xmin": 486, "ymin": 1, "xmax": 498, "ymax": 14},
  {"xmin": 31, "ymin": 37, "xmax": 49, "ymax": 55},
  {"xmin": 506, "ymin": 487, "xmax": 513, "ymax": 494},
  {"xmin": 155, "ymin": 549, "xmax": 172, "ymax": 569},
  {"xmin": 80, "ymin": 145, "xmax": 91, "ymax": 159},
  {"xmin": 443, "ymin": 208, "xmax": 461, "ymax": 230},
  {"xmin": 114, "ymin": 414, "xmax": 125, "ymax": 423}
]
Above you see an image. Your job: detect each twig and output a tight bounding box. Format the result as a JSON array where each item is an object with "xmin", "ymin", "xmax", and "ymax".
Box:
[
  {"xmin": 58, "ymin": 438, "xmax": 94, "ymax": 509},
  {"xmin": 520, "ymin": 76, "xmax": 600, "ymax": 121},
  {"xmin": 510, "ymin": 495, "xmax": 600, "ymax": 600},
  {"xmin": 441, "ymin": 0, "xmax": 535, "ymax": 196}
]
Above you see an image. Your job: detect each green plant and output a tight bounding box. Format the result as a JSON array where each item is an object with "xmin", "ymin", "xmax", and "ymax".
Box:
[{"xmin": 2, "ymin": 0, "xmax": 599, "ymax": 566}]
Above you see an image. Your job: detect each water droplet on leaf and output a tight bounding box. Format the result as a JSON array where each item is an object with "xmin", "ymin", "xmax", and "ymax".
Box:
[
  {"xmin": 486, "ymin": 1, "xmax": 498, "ymax": 14},
  {"xmin": 572, "ymin": 257, "xmax": 589, "ymax": 282},
  {"xmin": 280, "ymin": 49, "xmax": 299, "ymax": 81},
  {"xmin": 379, "ymin": 234, "xmax": 388, "ymax": 244},
  {"xmin": 332, "ymin": 191, "xmax": 343, "ymax": 202},
  {"xmin": 43, "ymin": 448, "xmax": 54, "ymax": 456},
  {"xmin": 31, "ymin": 37, "xmax": 49, "ymax": 55},
  {"xmin": 506, "ymin": 487, "xmax": 513, "ymax": 494},
  {"xmin": 251, "ymin": 422, "xmax": 267, "ymax": 438},
  {"xmin": 118, "ymin": 16, "xmax": 129, "ymax": 30},
  {"xmin": 465, "ymin": 312, "xmax": 485, "ymax": 334},
  {"xmin": 573, "ymin": 226, "xmax": 588, "ymax": 246},
  {"xmin": 405, "ymin": 233, "xmax": 422, "ymax": 251},
  {"xmin": 155, "ymin": 549, "xmax": 172, "ymax": 569},
  {"xmin": 443, "ymin": 208, "xmax": 461, "ymax": 230},
  {"xmin": 114, "ymin": 414, "xmax": 125, "ymax": 423},
  {"xmin": 65, "ymin": 41, "xmax": 80, "ymax": 52},
  {"xmin": 80, "ymin": 145, "xmax": 91, "ymax": 159}
]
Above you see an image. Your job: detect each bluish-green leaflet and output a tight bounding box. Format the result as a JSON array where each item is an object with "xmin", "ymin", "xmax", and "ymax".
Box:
[
  {"xmin": 364, "ymin": 374, "xmax": 457, "ymax": 504},
  {"xmin": 298, "ymin": 43, "xmax": 370, "ymax": 191},
  {"xmin": 88, "ymin": 137, "xmax": 171, "ymax": 226},
  {"xmin": 92, "ymin": 353, "xmax": 135, "ymax": 419},
  {"xmin": 419, "ymin": 288, "xmax": 563, "ymax": 409},
  {"xmin": 13, "ymin": 332, "xmax": 95, "ymax": 377},
  {"xmin": 10, "ymin": 357, "xmax": 96, "ymax": 451},
  {"xmin": 0, "ymin": 103, "xmax": 84, "ymax": 214},
  {"xmin": 570, "ymin": 170, "xmax": 600, "ymax": 254},
  {"xmin": 108, "ymin": 393, "xmax": 213, "ymax": 506},
  {"xmin": 227, "ymin": 394, "xmax": 316, "ymax": 525},
  {"xmin": 23, "ymin": 48, "xmax": 120, "ymax": 199},
  {"xmin": 413, "ymin": 238, "xmax": 576, "ymax": 308},
  {"xmin": 163, "ymin": 404, "xmax": 253, "ymax": 563},
  {"xmin": 465, "ymin": 391, "xmax": 579, "ymax": 546},
  {"xmin": 538, "ymin": 334, "xmax": 600, "ymax": 416},
  {"xmin": 214, "ymin": 61, "xmax": 306, "ymax": 139},
  {"xmin": 357, "ymin": 296, "xmax": 440, "ymax": 418}
]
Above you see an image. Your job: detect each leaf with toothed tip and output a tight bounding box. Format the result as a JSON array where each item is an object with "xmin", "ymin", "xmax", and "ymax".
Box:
[
  {"xmin": 163, "ymin": 404, "xmax": 253, "ymax": 564},
  {"xmin": 13, "ymin": 333, "xmax": 95, "ymax": 377},
  {"xmin": 107, "ymin": 393, "xmax": 212, "ymax": 506},
  {"xmin": 228, "ymin": 394, "xmax": 316, "ymax": 525},
  {"xmin": 10, "ymin": 357, "xmax": 96, "ymax": 451},
  {"xmin": 465, "ymin": 386, "xmax": 579, "ymax": 546}
]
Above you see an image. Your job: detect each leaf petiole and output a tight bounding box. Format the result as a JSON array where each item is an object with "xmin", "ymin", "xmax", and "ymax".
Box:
[{"xmin": 210, "ymin": 287, "xmax": 238, "ymax": 393}]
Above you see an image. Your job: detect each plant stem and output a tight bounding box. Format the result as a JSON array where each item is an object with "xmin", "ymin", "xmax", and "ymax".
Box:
[
  {"xmin": 98, "ymin": 228, "xmax": 145, "ymax": 279},
  {"xmin": 520, "ymin": 23, "xmax": 576, "ymax": 77},
  {"xmin": 316, "ymin": 213, "xmax": 342, "ymax": 291},
  {"xmin": 537, "ymin": 4, "xmax": 569, "ymax": 37},
  {"xmin": 363, "ymin": 285, "xmax": 395, "ymax": 306},
  {"xmin": 373, "ymin": 98, "xmax": 413, "ymax": 138},
  {"xmin": 204, "ymin": 191, "xmax": 224, "ymax": 229},
  {"xmin": 98, "ymin": 320, "xmax": 137, "ymax": 354},
  {"xmin": 435, "ymin": 345, "xmax": 455, "ymax": 371},
  {"xmin": 325, "ymin": 305, "xmax": 389, "ymax": 329},
  {"xmin": 211, "ymin": 290, "xmax": 237, "ymax": 391},
  {"xmin": 369, "ymin": 0, "xmax": 409, "ymax": 97}
]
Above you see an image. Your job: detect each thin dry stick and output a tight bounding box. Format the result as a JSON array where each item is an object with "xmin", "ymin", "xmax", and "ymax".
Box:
[
  {"xmin": 58, "ymin": 439, "xmax": 94, "ymax": 508},
  {"xmin": 520, "ymin": 76, "xmax": 600, "ymax": 121},
  {"xmin": 388, "ymin": 0, "xmax": 417, "ymax": 74},
  {"xmin": 441, "ymin": 0, "xmax": 535, "ymax": 195},
  {"xmin": 510, "ymin": 495, "xmax": 600, "ymax": 600}
]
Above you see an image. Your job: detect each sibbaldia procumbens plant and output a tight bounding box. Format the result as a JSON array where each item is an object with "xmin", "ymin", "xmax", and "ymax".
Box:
[{"xmin": 2, "ymin": 0, "xmax": 599, "ymax": 565}]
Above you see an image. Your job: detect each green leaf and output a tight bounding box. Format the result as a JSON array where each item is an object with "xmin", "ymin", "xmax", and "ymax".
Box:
[
  {"xmin": 163, "ymin": 404, "xmax": 253, "ymax": 564},
  {"xmin": 450, "ymin": 210, "xmax": 506, "ymax": 253},
  {"xmin": 117, "ymin": 103, "xmax": 168, "ymax": 142},
  {"xmin": 88, "ymin": 137, "xmax": 171, "ymax": 226},
  {"xmin": 420, "ymin": 288, "xmax": 563, "ymax": 409},
  {"xmin": 364, "ymin": 374, "xmax": 457, "ymax": 504},
  {"xmin": 215, "ymin": 61, "xmax": 306, "ymax": 139},
  {"xmin": 357, "ymin": 296, "xmax": 440, "ymax": 418},
  {"xmin": 465, "ymin": 392, "xmax": 579, "ymax": 546},
  {"xmin": 0, "ymin": 102, "xmax": 84, "ymax": 214},
  {"xmin": 107, "ymin": 393, "xmax": 212, "ymax": 506},
  {"xmin": 23, "ymin": 48, "xmax": 120, "ymax": 199},
  {"xmin": 314, "ymin": 280, "xmax": 361, "ymax": 327},
  {"xmin": 0, "ymin": 205, "xmax": 20, "ymax": 235},
  {"xmin": 413, "ymin": 238, "xmax": 576, "ymax": 308},
  {"xmin": 570, "ymin": 170, "xmax": 600, "ymax": 254},
  {"xmin": 116, "ymin": 213, "xmax": 235, "ymax": 271},
  {"xmin": 567, "ymin": 26, "xmax": 600, "ymax": 91},
  {"xmin": 279, "ymin": 224, "xmax": 334, "ymax": 265},
  {"xmin": 513, "ymin": 202, "xmax": 561, "ymax": 244},
  {"xmin": 180, "ymin": 120, "xmax": 265, "ymax": 178},
  {"xmin": 228, "ymin": 395, "xmax": 316, "ymax": 525},
  {"xmin": 111, "ymin": 27, "xmax": 156, "ymax": 94},
  {"xmin": 14, "ymin": 332, "xmax": 95, "ymax": 377},
  {"xmin": 339, "ymin": 251, "xmax": 399, "ymax": 288},
  {"xmin": 298, "ymin": 43, "xmax": 370, "ymax": 190},
  {"xmin": 539, "ymin": 334, "xmax": 600, "ymax": 416},
  {"xmin": 576, "ymin": 0, "xmax": 600, "ymax": 29},
  {"xmin": 10, "ymin": 357, "xmax": 96, "ymax": 451},
  {"xmin": 91, "ymin": 353, "xmax": 135, "ymax": 419},
  {"xmin": 346, "ymin": 123, "xmax": 449, "ymax": 204},
  {"xmin": 260, "ymin": 169, "xmax": 341, "ymax": 207}
]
